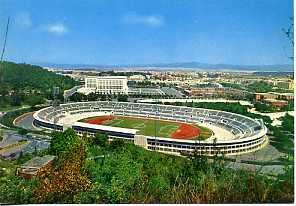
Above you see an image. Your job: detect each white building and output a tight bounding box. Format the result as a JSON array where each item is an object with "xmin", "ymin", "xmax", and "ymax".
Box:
[
  {"xmin": 128, "ymin": 74, "xmax": 145, "ymax": 82},
  {"xmin": 83, "ymin": 76, "xmax": 128, "ymax": 95}
]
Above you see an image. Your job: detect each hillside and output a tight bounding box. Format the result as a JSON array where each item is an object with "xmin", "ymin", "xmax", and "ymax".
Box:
[
  {"xmin": 1, "ymin": 61, "xmax": 77, "ymax": 93},
  {"xmin": 0, "ymin": 61, "xmax": 78, "ymax": 109}
]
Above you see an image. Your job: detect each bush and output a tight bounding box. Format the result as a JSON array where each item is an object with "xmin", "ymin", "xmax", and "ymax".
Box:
[
  {"xmin": 49, "ymin": 129, "xmax": 84, "ymax": 156},
  {"xmin": 94, "ymin": 133, "xmax": 109, "ymax": 147}
]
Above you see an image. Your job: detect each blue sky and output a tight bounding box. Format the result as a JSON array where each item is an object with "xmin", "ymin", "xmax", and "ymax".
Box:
[{"xmin": 0, "ymin": 0, "xmax": 293, "ymax": 65}]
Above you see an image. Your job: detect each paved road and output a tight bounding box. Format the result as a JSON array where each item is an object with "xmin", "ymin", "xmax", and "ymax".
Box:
[
  {"xmin": 14, "ymin": 112, "xmax": 41, "ymax": 131},
  {"xmin": 0, "ymin": 129, "xmax": 50, "ymax": 160},
  {"xmin": 248, "ymin": 108, "xmax": 294, "ymax": 126}
]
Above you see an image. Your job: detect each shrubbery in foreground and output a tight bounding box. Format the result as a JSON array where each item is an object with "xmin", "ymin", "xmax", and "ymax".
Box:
[{"xmin": 0, "ymin": 130, "xmax": 293, "ymax": 203}]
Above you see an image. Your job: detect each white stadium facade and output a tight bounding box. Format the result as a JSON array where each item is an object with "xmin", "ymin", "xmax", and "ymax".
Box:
[{"xmin": 33, "ymin": 101, "xmax": 268, "ymax": 156}]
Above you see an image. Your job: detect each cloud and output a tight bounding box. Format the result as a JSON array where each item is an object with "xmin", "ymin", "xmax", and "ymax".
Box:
[
  {"xmin": 15, "ymin": 12, "xmax": 32, "ymax": 29},
  {"xmin": 45, "ymin": 23, "xmax": 68, "ymax": 35},
  {"xmin": 121, "ymin": 13, "xmax": 165, "ymax": 27}
]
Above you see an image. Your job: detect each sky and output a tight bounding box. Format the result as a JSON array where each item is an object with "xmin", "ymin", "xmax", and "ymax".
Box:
[{"xmin": 0, "ymin": 0, "xmax": 293, "ymax": 65}]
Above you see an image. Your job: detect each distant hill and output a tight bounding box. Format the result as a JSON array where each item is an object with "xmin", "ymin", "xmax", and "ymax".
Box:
[
  {"xmin": 37, "ymin": 61, "xmax": 293, "ymax": 72},
  {"xmin": 1, "ymin": 61, "xmax": 78, "ymax": 94}
]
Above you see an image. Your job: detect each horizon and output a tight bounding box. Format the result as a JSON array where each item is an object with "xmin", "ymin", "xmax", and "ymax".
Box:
[
  {"xmin": 0, "ymin": 0, "xmax": 293, "ymax": 66},
  {"xmin": 4, "ymin": 59, "xmax": 294, "ymax": 73}
]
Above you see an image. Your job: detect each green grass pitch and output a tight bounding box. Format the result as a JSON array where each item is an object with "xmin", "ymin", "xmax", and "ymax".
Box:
[{"xmin": 103, "ymin": 116, "xmax": 180, "ymax": 138}]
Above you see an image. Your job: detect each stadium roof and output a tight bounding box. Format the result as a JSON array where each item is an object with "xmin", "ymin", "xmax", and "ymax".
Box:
[{"xmin": 73, "ymin": 122, "xmax": 138, "ymax": 134}]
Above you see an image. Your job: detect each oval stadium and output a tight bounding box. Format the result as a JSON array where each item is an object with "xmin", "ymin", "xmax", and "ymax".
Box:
[{"xmin": 33, "ymin": 101, "xmax": 268, "ymax": 156}]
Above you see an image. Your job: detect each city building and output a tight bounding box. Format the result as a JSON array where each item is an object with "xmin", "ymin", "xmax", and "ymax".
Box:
[
  {"xmin": 276, "ymin": 80, "xmax": 294, "ymax": 90},
  {"xmin": 254, "ymin": 92, "xmax": 294, "ymax": 101},
  {"xmin": 83, "ymin": 76, "xmax": 128, "ymax": 95},
  {"xmin": 128, "ymin": 74, "xmax": 145, "ymax": 82},
  {"xmin": 184, "ymin": 87, "xmax": 246, "ymax": 98},
  {"xmin": 264, "ymin": 99, "xmax": 288, "ymax": 108}
]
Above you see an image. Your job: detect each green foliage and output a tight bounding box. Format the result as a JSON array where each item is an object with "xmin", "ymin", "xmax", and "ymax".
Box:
[
  {"xmin": 246, "ymin": 81, "xmax": 273, "ymax": 93},
  {"xmin": 0, "ymin": 61, "xmax": 78, "ymax": 108},
  {"xmin": 82, "ymin": 143, "xmax": 293, "ymax": 203},
  {"xmin": 49, "ymin": 129, "xmax": 83, "ymax": 156},
  {"xmin": 17, "ymin": 128, "xmax": 28, "ymax": 135},
  {"xmin": 100, "ymin": 94, "xmax": 107, "ymax": 101},
  {"xmin": 69, "ymin": 92, "xmax": 88, "ymax": 102},
  {"xmin": 0, "ymin": 107, "xmax": 38, "ymax": 128},
  {"xmin": 220, "ymin": 82, "xmax": 245, "ymax": 90},
  {"xmin": 69, "ymin": 92, "xmax": 127, "ymax": 102},
  {"xmin": 87, "ymin": 92, "xmax": 99, "ymax": 101},
  {"xmin": 281, "ymin": 114, "xmax": 294, "ymax": 133},
  {"xmin": 24, "ymin": 95, "xmax": 45, "ymax": 107},
  {"xmin": 268, "ymin": 124, "xmax": 294, "ymax": 155},
  {"xmin": 117, "ymin": 94, "xmax": 128, "ymax": 102},
  {"xmin": 0, "ymin": 129, "xmax": 293, "ymax": 204},
  {"xmin": 10, "ymin": 92, "xmax": 22, "ymax": 106},
  {"xmin": 94, "ymin": 133, "xmax": 109, "ymax": 147},
  {"xmin": 109, "ymin": 139, "xmax": 125, "ymax": 150},
  {"xmin": 0, "ymin": 158, "xmax": 17, "ymax": 178},
  {"xmin": 254, "ymin": 101, "xmax": 277, "ymax": 113},
  {"xmin": 0, "ymin": 176, "xmax": 39, "ymax": 204},
  {"xmin": 1, "ymin": 61, "xmax": 77, "ymax": 94},
  {"xmin": 282, "ymin": 100, "xmax": 294, "ymax": 111}
]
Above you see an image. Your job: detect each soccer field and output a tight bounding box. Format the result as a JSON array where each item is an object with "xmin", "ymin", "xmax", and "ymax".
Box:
[
  {"xmin": 106, "ymin": 116, "xmax": 180, "ymax": 138},
  {"xmin": 82, "ymin": 115, "xmax": 209, "ymax": 139}
]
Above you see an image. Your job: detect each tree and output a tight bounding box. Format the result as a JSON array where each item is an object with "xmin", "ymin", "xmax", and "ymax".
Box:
[
  {"xmin": 34, "ymin": 143, "xmax": 91, "ymax": 203},
  {"xmin": 70, "ymin": 93, "xmax": 87, "ymax": 102},
  {"xmin": 87, "ymin": 92, "xmax": 99, "ymax": 101},
  {"xmin": 100, "ymin": 94, "xmax": 107, "ymax": 101},
  {"xmin": 281, "ymin": 113, "xmax": 294, "ymax": 133},
  {"xmin": 49, "ymin": 129, "xmax": 83, "ymax": 156},
  {"xmin": 94, "ymin": 133, "xmax": 109, "ymax": 147},
  {"xmin": 117, "ymin": 94, "xmax": 128, "ymax": 102},
  {"xmin": 254, "ymin": 101, "xmax": 276, "ymax": 113},
  {"xmin": 0, "ymin": 61, "xmax": 78, "ymax": 108},
  {"xmin": 11, "ymin": 92, "xmax": 22, "ymax": 106},
  {"xmin": 18, "ymin": 128, "xmax": 28, "ymax": 136},
  {"xmin": 24, "ymin": 95, "xmax": 45, "ymax": 107},
  {"xmin": 0, "ymin": 176, "xmax": 38, "ymax": 204},
  {"xmin": 110, "ymin": 139, "xmax": 125, "ymax": 150}
]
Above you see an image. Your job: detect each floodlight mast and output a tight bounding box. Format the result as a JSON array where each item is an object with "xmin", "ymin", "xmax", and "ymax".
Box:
[
  {"xmin": 53, "ymin": 86, "xmax": 60, "ymax": 131},
  {"xmin": 0, "ymin": 17, "xmax": 9, "ymax": 62},
  {"xmin": 154, "ymin": 105, "xmax": 157, "ymax": 151},
  {"xmin": 154, "ymin": 97, "xmax": 159, "ymax": 151},
  {"xmin": 0, "ymin": 17, "xmax": 10, "ymax": 84}
]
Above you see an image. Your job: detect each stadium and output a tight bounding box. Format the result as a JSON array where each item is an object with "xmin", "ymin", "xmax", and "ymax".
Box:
[{"xmin": 33, "ymin": 101, "xmax": 268, "ymax": 156}]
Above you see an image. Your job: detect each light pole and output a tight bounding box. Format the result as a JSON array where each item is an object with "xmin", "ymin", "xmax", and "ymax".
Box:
[{"xmin": 0, "ymin": 17, "xmax": 10, "ymax": 85}]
